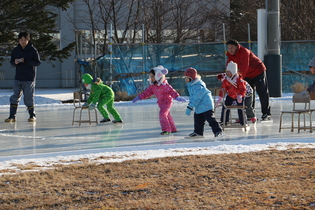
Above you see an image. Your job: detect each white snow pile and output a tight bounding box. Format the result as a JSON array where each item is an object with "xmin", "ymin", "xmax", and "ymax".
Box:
[{"xmin": 0, "ymin": 142, "xmax": 314, "ymax": 176}]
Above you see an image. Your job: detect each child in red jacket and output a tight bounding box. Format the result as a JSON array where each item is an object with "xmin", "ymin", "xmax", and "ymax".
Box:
[{"xmin": 216, "ymin": 61, "xmax": 247, "ymax": 125}]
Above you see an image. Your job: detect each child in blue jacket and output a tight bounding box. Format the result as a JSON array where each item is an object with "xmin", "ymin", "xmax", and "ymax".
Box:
[{"xmin": 184, "ymin": 68, "xmax": 224, "ymax": 139}]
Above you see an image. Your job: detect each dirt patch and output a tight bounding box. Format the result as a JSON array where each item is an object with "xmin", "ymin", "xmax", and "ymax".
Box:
[{"xmin": 0, "ymin": 148, "xmax": 315, "ymax": 209}]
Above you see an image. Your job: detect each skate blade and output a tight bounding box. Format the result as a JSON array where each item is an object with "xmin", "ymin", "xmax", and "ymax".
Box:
[
  {"xmin": 214, "ymin": 133, "xmax": 225, "ymax": 140},
  {"xmin": 260, "ymin": 118, "xmax": 273, "ymax": 123},
  {"xmin": 184, "ymin": 136, "xmax": 205, "ymax": 139}
]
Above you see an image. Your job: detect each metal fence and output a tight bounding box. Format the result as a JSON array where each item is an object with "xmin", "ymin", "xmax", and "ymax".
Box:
[{"xmin": 77, "ymin": 41, "xmax": 315, "ymax": 96}]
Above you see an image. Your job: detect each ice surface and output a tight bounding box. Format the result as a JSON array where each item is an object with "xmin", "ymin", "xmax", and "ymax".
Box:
[{"xmin": 0, "ymin": 88, "xmax": 314, "ymax": 172}]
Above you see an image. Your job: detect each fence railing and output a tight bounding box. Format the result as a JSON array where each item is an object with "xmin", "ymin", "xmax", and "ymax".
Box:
[{"xmin": 76, "ymin": 41, "xmax": 315, "ymax": 96}]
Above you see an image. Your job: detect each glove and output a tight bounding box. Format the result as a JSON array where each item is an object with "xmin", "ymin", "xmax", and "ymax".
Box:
[
  {"xmin": 186, "ymin": 106, "xmax": 193, "ymax": 116},
  {"xmin": 82, "ymin": 102, "xmax": 89, "ymax": 108},
  {"xmin": 215, "ymin": 97, "xmax": 223, "ymax": 108},
  {"xmin": 88, "ymin": 103, "xmax": 96, "ymax": 110},
  {"xmin": 237, "ymin": 95, "xmax": 243, "ymax": 103},
  {"xmin": 132, "ymin": 96, "xmax": 140, "ymax": 103},
  {"xmin": 175, "ymin": 96, "xmax": 187, "ymax": 102}
]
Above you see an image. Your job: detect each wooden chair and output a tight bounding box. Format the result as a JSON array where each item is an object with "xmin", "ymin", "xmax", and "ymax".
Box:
[
  {"xmin": 279, "ymin": 92, "xmax": 312, "ymax": 133},
  {"xmin": 222, "ymin": 105, "xmax": 248, "ymax": 131},
  {"xmin": 213, "ymin": 88, "xmax": 222, "ymax": 113},
  {"xmin": 72, "ymin": 91, "xmax": 98, "ymax": 126}
]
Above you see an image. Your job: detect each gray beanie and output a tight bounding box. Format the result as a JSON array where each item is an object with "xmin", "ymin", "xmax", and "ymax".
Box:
[{"xmin": 308, "ymin": 57, "xmax": 315, "ymax": 68}]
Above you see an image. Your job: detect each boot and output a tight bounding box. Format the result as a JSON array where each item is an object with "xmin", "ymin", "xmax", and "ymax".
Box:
[
  {"xmin": 5, "ymin": 104, "xmax": 18, "ymax": 122},
  {"xmin": 27, "ymin": 106, "xmax": 36, "ymax": 122}
]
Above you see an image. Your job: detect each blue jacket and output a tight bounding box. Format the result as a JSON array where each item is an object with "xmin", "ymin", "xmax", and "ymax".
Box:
[
  {"xmin": 187, "ymin": 78, "xmax": 214, "ymax": 114},
  {"xmin": 10, "ymin": 42, "xmax": 41, "ymax": 81}
]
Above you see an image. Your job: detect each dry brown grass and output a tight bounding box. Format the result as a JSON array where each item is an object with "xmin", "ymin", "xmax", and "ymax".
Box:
[{"xmin": 1, "ymin": 148, "xmax": 315, "ymax": 209}]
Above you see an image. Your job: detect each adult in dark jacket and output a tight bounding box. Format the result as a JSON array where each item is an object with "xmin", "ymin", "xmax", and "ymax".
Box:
[
  {"xmin": 5, "ymin": 31, "xmax": 41, "ymax": 122},
  {"xmin": 306, "ymin": 57, "xmax": 315, "ymax": 92},
  {"xmin": 226, "ymin": 39, "xmax": 271, "ymax": 121}
]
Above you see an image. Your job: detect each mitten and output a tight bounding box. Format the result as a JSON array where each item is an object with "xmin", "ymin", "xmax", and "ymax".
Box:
[
  {"xmin": 175, "ymin": 96, "xmax": 187, "ymax": 102},
  {"xmin": 216, "ymin": 97, "xmax": 223, "ymax": 107},
  {"xmin": 82, "ymin": 102, "xmax": 89, "ymax": 108},
  {"xmin": 186, "ymin": 106, "xmax": 193, "ymax": 116},
  {"xmin": 132, "ymin": 96, "xmax": 140, "ymax": 103},
  {"xmin": 88, "ymin": 103, "xmax": 96, "ymax": 110},
  {"xmin": 217, "ymin": 73, "xmax": 226, "ymax": 81},
  {"xmin": 237, "ymin": 95, "xmax": 242, "ymax": 103}
]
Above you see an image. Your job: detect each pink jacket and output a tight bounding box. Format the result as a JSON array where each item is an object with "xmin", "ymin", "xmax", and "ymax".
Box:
[{"xmin": 138, "ymin": 80, "xmax": 180, "ymax": 105}]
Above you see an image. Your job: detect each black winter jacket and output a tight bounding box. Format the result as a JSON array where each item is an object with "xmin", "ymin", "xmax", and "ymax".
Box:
[{"xmin": 10, "ymin": 42, "xmax": 41, "ymax": 81}]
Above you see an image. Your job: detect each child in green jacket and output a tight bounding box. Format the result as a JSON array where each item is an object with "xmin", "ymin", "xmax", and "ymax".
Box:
[{"xmin": 81, "ymin": 73, "xmax": 123, "ymax": 123}]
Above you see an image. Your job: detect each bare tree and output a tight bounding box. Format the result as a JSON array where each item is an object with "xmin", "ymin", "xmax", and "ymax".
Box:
[
  {"xmin": 281, "ymin": 0, "xmax": 315, "ymax": 40},
  {"xmin": 229, "ymin": 0, "xmax": 315, "ymax": 41}
]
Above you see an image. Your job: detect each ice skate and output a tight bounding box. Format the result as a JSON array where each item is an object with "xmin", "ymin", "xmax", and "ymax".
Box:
[
  {"xmin": 261, "ymin": 114, "xmax": 272, "ymax": 121},
  {"xmin": 214, "ymin": 132, "xmax": 225, "ymax": 140},
  {"xmin": 5, "ymin": 117, "xmax": 16, "ymax": 122},
  {"xmin": 100, "ymin": 118, "xmax": 111, "ymax": 123},
  {"xmin": 185, "ymin": 132, "xmax": 204, "ymax": 139},
  {"xmin": 160, "ymin": 131, "xmax": 170, "ymax": 135},
  {"xmin": 250, "ymin": 117, "xmax": 257, "ymax": 123},
  {"xmin": 28, "ymin": 117, "xmax": 36, "ymax": 122}
]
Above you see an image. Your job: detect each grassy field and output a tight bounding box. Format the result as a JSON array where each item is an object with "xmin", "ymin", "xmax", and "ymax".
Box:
[{"xmin": 0, "ymin": 148, "xmax": 315, "ymax": 209}]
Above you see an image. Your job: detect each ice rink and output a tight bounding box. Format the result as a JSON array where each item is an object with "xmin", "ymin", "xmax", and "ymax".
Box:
[{"xmin": 0, "ymin": 89, "xmax": 314, "ymax": 161}]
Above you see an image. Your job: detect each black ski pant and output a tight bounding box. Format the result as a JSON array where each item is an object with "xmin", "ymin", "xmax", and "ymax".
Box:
[
  {"xmin": 245, "ymin": 71, "xmax": 271, "ymax": 116},
  {"xmin": 194, "ymin": 110, "xmax": 222, "ymax": 136}
]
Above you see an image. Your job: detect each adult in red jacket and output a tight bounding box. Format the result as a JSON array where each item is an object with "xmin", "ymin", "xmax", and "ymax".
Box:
[{"xmin": 226, "ymin": 39, "xmax": 271, "ymax": 121}]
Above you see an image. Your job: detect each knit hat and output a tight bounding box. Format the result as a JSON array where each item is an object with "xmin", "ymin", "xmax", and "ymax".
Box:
[
  {"xmin": 152, "ymin": 65, "xmax": 168, "ymax": 85},
  {"xmin": 82, "ymin": 73, "xmax": 93, "ymax": 84},
  {"xmin": 226, "ymin": 61, "xmax": 238, "ymax": 76},
  {"xmin": 184, "ymin": 68, "xmax": 197, "ymax": 80},
  {"xmin": 308, "ymin": 57, "xmax": 315, "ymax": 68}
]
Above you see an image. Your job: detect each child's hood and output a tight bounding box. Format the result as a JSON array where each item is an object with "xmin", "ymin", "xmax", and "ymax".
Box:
[{"xmin": 187, "ymin": 77, "xmax": 204, "ymax": 87}]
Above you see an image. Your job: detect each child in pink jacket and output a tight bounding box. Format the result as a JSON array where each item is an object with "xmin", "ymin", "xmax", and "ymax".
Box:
[{"xmin": 132, "ymin": 65, "xmax": 186, "ymax": 135}]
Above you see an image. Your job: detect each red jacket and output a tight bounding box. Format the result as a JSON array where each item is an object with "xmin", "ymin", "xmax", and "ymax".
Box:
[
  {"xmin": 226, "ymin": 44, "xmax": 266, "ymax": 79},
  {"xmin": 219, "ymin": 75, "xmax": 246, "ymax": 99}
]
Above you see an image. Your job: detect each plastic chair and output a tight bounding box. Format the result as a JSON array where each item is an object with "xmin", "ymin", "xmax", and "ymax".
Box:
[
  {"xmin": 72, "ymin": 91, "xmax": 98, "ymax": 126},
  {"xmin": 279, "ymin": 92, "xmax": 312, "ymax": 133}
]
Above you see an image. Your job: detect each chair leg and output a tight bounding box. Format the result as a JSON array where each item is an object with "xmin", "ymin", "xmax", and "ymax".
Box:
[
  {"xmin": 241, "ymin": 108, "xmax": 247, "ymax": 131},
  {"xmin": 72, "ymin": 108, "xmax": 76, "ymax": 125},
  {"xmin": 222, "ymin": 108, "xmax": 228, "ymax": 131},
  {"xmin": 88, "ymin": 109, "xmax": 92, "ymax": 125},
  {"xmin": 291, "ymin": 113, "xmax": 294, "ymax": 132},
  {"xmin": 94, "ymin": 108, "xmax": 98, "ymax": 124},
  {"xmin": 79, "ymin": 108, "xmax": 84, "ymax": 126},
  {"xmin": 298, "ymin": 114, "xmax": 301, "ymax": 133},
  {"xmin": 309, "ymin": 112, "xmax": 313, "ymax": 133},
  {"xmin": 303, "ymin": 113, "xmax": 306, "ymax": 131},
  {"xmin": 279, "ymin": 113, "xmax": 282, "ymax": 132}
]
